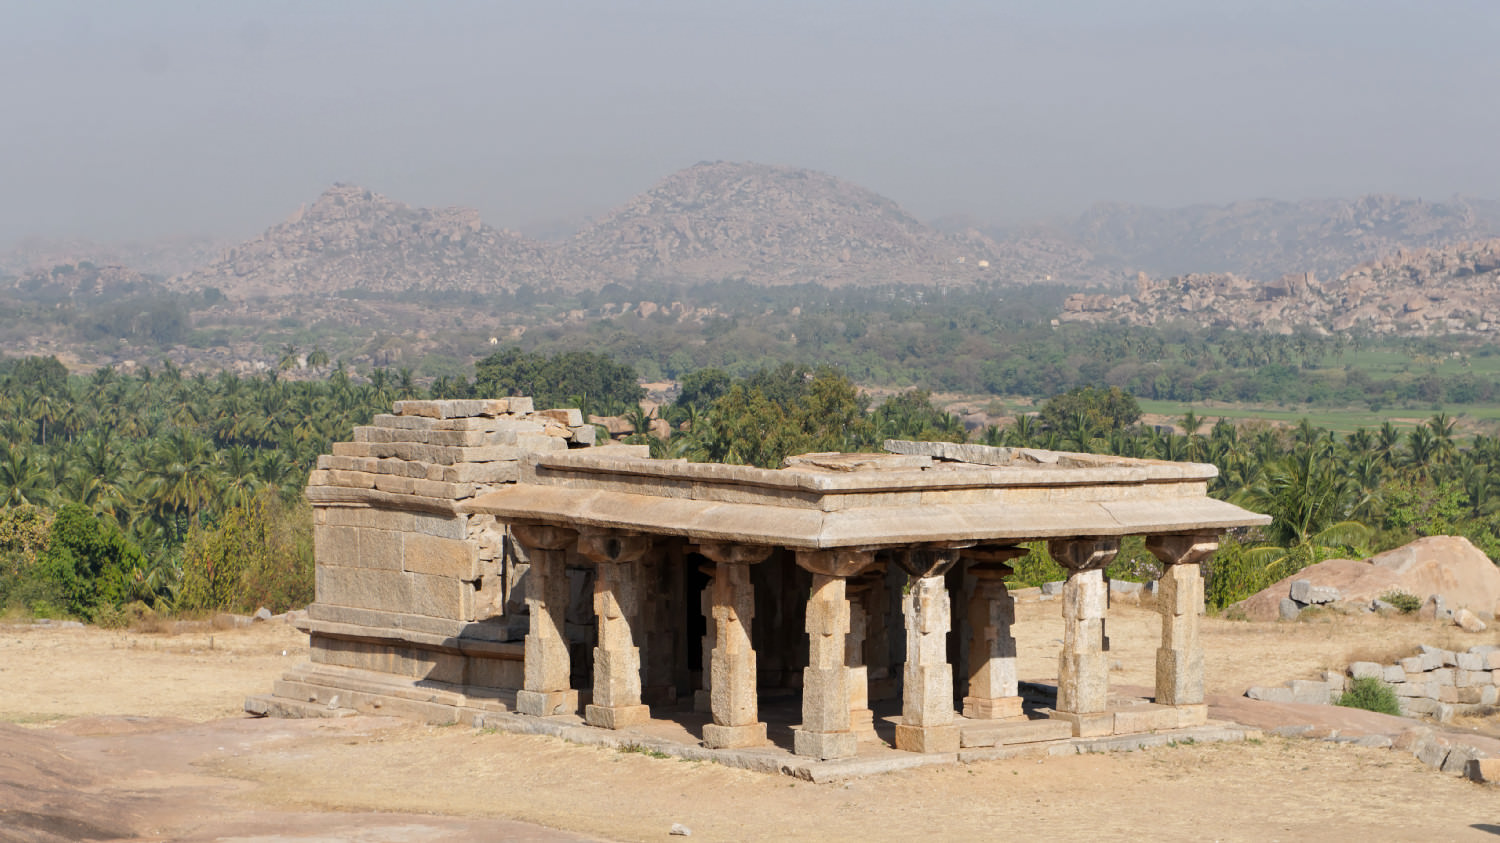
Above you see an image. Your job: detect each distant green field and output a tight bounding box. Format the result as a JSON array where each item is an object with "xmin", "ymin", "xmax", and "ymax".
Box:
[{"xmin": 1135, "ymin": 399, "xmax": 1500, "ymax": 436}]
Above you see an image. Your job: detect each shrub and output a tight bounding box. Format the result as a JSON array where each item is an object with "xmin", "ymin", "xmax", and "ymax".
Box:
[
  {"xmin": 1336, "ymin": 677, "xmax": 1401, "ymax": 716},
  {"xmin": 1379, "ymin": 589, "xmax": 1422, "ymax": 614},
  {"xmin": 1203, "ymin": 536, "xmax": 1271, "ymax": 610}
]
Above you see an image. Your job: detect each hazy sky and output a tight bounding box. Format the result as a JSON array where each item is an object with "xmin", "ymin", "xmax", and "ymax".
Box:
[{"xmin": 3, "ymin": 0, "xmax": 1498, "ymax": 244}]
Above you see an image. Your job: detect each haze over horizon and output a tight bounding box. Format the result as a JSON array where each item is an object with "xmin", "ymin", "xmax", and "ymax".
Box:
[{"xmin": 4, "ymin": 0, "xmax": 1498, "ymax": 246}]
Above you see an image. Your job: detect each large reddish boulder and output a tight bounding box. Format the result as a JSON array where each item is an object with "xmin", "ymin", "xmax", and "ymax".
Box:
[{"xmin": 1229, "ymin": 536, "xmax": 1500, "ymax": 621}]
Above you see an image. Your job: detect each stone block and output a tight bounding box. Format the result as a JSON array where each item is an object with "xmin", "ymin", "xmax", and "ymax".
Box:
[
  {"xmin": 585, "ymin": 703, "xmax": 650, "ymax": 729},
  {"xmin": 1468, "ymin": 758, "xmax": 1500, "ymax": 783},
  {"xmin": 1456, "ymin": 652, "xmax": 1488, "ymax": 671},
  {"xmin": 1111, "ymin": 705, "xmax": 1181, "ymax": 733},
  {"xmin": 468, "ymin": 656, "xmax": 523, "ymax": 690},
  {"xmin": 1278, "ymin": 598, "xmax": 1300, "ymax": 620},
  {"xmin": 1455, "ymin": 608, "xmax": 1488, "ymax": 633},
  {"xmin": 793, "ymin": 729, "xmax": 857, "ymax": 760},
  {"xmin": 1289, "ymin": 579, "xmax": 1311, "ymax": 602},
  {"xmin": 570, "ymin": 425, "xmax": 598, "ymax": 446},
  {"xmin": 314, "ymin": 525, "xmax": 358, "ymax": 567},
  {"xmin": 354, "ymin": 526, "xmax": 404, "ymax": 571},
  {"xmin": 408, "ymin": 572, "xmax": 473, "ymax": 620},
  {"xmin": 894, "ymin": 723, "xmax": 960, "ymax": 754},
  {"xmin": 507, "ymin": 396, "xmax": 535, "ymax": 414},
  {"xmin": 316, "ymin": 566, "xmax": 407, "ymax": 612},
  {"xmin": 1288, "ymin": 679, "xmax": 1336, "ymax": 705},
  {"xmin": 536, "ymin": 408, "xmax": 584, "ymax": 426},
  {"xmin": 1047, "ymin": 709, "xmax": 1114, "ymax": 738},
  {"xmin": 1456, "ymin": 669, "xmax": 1486, "ymax": 688},
  {"xmin": 1415, "ymin": 737, "xmax": 1451, "ymax": 769},
  {"xmin": 514, "ymin": 689, "xmax": 577, "ymax": 717},
  {"xmin": 702, "ymin": 721, "xmax": 768, "ymax": 749},
  {"xmin": 1430, "ymin": 668, "xmax": 1456, "ymax": 686},
  {"xmin": 1441, "ymin": 744, "xmax": 1478, "ymax": 776},
  {"xmin": 1382, "ymin": 665, "xmax": 1407, "ymax": 684},
  {"xmin": 801, "ymin": 667, "xmax": 850, "ymax": 732},
  {"xmin": 1399, "ymin": 655, "xmax": 1425, "ymax": 674},
  {"xmin": 445, "ymin": 462, "xmax": 521, "ymax": 484},
  {"xmin": 403, "ymin": 534, "xmax": 480, "ymax": 580},
  {"xmin": 1481, "ymin": 685, "xmax": 1498, "ymax": 706},
  {"xmin": 962, "ymin": 696, "xmax": 1025, "ymax": 720},
  {"xmin": 1174, "ymin": 703, "xmax": 1209, "ymax": 727},
  {"xmin": 1348, "ymin": 661, "xmax": 1384, "ymax": 680},
  {"xmin": 1245, "ymin": 685, "xmax": 1295, "ymax": 703},
  {"xmin": 1489, "ymin": 651, "xmax": 1500, "ymax": 670},
  {"xmin": 1439, "ymin": 686, "xmax": 1483, "ymax": 704}
]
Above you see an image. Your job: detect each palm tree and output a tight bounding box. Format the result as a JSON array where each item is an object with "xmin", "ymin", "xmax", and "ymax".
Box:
[{"xmin": 0, "ymin": 445, "xmax": 50, "ymax": 507}]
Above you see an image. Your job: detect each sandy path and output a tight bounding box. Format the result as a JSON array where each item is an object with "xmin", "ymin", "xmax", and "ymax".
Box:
[{"xmin": 0, "ymin": 604, "xmax": 1496, "ymax": 841}]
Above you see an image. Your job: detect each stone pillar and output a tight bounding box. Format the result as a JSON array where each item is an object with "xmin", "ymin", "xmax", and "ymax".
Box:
[
  {"xmin": 576, "ymin": 529, "xmax": 652, "ymax": 729},
  {"xmin": 512, "ymin": 523, "xmax": 579, "ymax": 717},
  {"xmin": 893, "ymin": 546, "xmax": 965, "ymax": 754},
  {"xmin": 962, "ymin": 546, "xmax": 1029, "ymax": 720},
  {"xmin": 845, "ymin": 578, "xmax": 877, "ymax": 741},
  {"xmin": 1048, "ymin": 538, "xmax": 1118, "ymax": 736},
  {"xmin": 792, "ymin": 549, "xmax": 876, "ymax": 760},
  {"xmin": 1147, "ymin": 533, "xmax": 1217, "ymax": 724},
  {"xmin": 693, "ymin": 559, "xmax": 716, "ymax": 713},
  {"xmin": 696, "ymin": 542, "xmax": 773, "ymax": 749}
]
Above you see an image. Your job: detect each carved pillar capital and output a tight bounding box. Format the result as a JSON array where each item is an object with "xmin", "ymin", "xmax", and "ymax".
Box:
[
  {"xmin": 963, "ymin": 544, "xmax": 1028, "ymax": 579},
  {"xmin": 795, "ymin": 548, "xmax": 878, "ymax": 579},
  {"xmin": 1048, "ymin": 537, "xmax": 1119, "ymax": 572},
  {"xmin": 693, "ymin": 542, "xmax": 773, "ymax": 566},
  {"xmin": 893, "ymin": 543, "xmax": 972, "ymax": 578},
  {"xmin": 511, "ymin": 522, "xmax": 578, "ymax": 552},
  {"xmin": 1146, "ymin": 533, "xmax": 1219, "ymax": 567},
  {"xmin": 577, "ymin": 528, "xmax": 652, "ymax": 565}
]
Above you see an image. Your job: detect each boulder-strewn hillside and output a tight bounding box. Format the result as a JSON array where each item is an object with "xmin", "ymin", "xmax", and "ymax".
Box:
[
  {"xmin": 999, "ymin": 194, "xmax": 1500, "ymax": 281},
  {"xmin": 168, "ymin": 184, "xmax": 581, "ymax": 297},
  {"xmin": 3, "ymin": 261, "xmax": 163, "ymax": 301},
  {"xmin": 1061, "ymin": 239, "xmax": 1500, "ymax": 336},
  {"xmin": 562, "ymin": 161, "xmax": 998, "ymax": 286}
]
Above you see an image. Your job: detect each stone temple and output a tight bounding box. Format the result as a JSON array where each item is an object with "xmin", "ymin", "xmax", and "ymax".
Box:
[{"xmin": 248, "ymin": 398, "xmax": 1270, "ymax": 771}]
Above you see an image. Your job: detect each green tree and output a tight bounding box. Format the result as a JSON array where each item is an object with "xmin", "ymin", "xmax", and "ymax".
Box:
[{"xmin": 1038, "ymin": 386, "xmax": 1141, "ymax": 435}]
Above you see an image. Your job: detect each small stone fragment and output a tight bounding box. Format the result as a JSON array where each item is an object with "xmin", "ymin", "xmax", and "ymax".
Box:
[{"xmin": 670, "ymin": 823, "xmax": 692, "ymax": 836}]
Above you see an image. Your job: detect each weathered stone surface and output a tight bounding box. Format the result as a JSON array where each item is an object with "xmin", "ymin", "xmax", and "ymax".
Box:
[
  {"xmin": 1245, "ymin": 685, "xmax": 1295, "ymax": 703},
  {"xmin": 402, "ymin": 534, "xmax": 479, "ymax": 580},
  {"xmin": 894, "ymin": 723, "xmax": 959, "ymax": 754},
  {"xmin": 1278, "ymin": 597, "xmax": 1300, "ymax": 620},
  {"xmin": 792, "ymin": 729, "xmax": 857, "ymax": 760},
  {"xmin": 1348, "ymin": 661, "xmax": 1384, "ymax": 680},
  {"xmin": 1057, "ymin": 568, "xmax": 1109, "ymax": 714},
  {"xmin": 1455, "ymin": 608, "xmax": 1488, "ymax": 632}
]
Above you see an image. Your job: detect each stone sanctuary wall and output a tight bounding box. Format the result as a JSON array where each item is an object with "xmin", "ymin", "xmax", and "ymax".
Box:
[{"xmin": 248, "ymin": 397, "xmax": 645, "ymax": 722}]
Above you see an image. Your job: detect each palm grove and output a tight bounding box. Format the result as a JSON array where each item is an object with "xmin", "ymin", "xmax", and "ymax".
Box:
[{"xmin": 2, "ymin": 348, "xmax": 1498, "ymax": 624}]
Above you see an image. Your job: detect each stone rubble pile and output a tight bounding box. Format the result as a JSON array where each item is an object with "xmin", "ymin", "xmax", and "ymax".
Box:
[{"xmin": 1246, "ymin": 644, "xmax": 1500, "ymax": 722}]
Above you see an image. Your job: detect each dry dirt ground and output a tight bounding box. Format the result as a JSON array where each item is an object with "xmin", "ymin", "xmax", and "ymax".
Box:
[{"xmin": 2, "ymin": 599, "xmax": 1499, "ymax": 842}]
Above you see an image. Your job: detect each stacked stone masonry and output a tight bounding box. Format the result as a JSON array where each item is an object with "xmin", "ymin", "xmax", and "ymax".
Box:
[
  {"xmin": 1246, "ymin": 644, "xmax": 1500, "ymax": 722},
  {"xmin": 252, "ymin": 402, "xmax": 1271, "ymax": 768}
]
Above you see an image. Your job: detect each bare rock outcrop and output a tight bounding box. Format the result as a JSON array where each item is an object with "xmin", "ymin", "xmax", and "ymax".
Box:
[
  {"xmin": 168, "ymin": 184, "xmax": 582, "ymax": 297},
  {"xmin": 1060, "ymin": 239, "xmax": 1500, "ymax": 337},
  {"xmin": 562, "ymin": 161, "xmax": 1000, "ymax": 287}
]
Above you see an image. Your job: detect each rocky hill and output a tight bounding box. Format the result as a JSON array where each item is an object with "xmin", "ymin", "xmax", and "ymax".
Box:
[
  {"xmin": 561, "ymin": 161, "xmax": 1003, "ymax": 286},
  {"xmin": 997, "ymin": 194, "xmax": 1500, "ymax": 281},
  {"xmin": 3, "ymin": 261, "xmax": 164, "ymax": 301},
  {"xmin": 168, "ymin": 184, "xmax": 581, "ymax": 297},
  {"xmin": 1060, "ymin": 239, "xmax": 1500, "ymax": 336}
]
